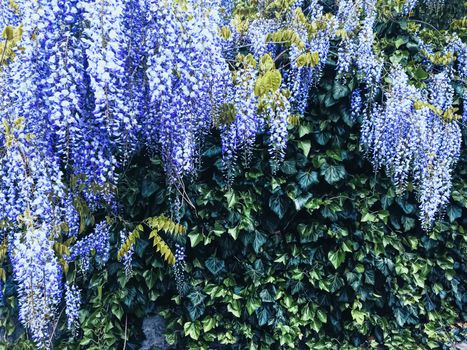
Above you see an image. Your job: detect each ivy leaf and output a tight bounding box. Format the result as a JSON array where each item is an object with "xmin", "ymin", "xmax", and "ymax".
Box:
[
  {"xmin": 188, "ymin": 231, "xmax": 203, "ymax": 248},
  {"xmin": 446, "ymin": 205, "xmax": 462, "ymax": 222},
  {"xmin": 396, "ymin": 197, "xmax": 416, "ymax": 214},
  {"xmin": 259, "ymin": 288, "xmax": 276, "ymax": 303},
  {"xmin": 314, "ymin": 131, "xmax": 331, "ymax": 146},
  {"xmin": 256, "ymin": 306, "xmax": 270, "ymax": 326},
  {"xmin": 332, "ymin": 82, "xmax": 350, "ymax": 100},
  {"xmin": 281, "ymin": 160, "xmax": 297, "ymax": 175},
  {"xmin": 183, "ymin": 322, "xmax": 200, "ymax": 340},
  {"xmin": 298, "ymin": 124, "xmax": 312, "ymax": 137},
  {"xmin": 328, "ymin": 275, "xmax": 344, "ymax": 292},
  {"xmin": 361, "ymin": 212, "xmax": 376, "ymax": 222},
  {"xmin": 141, "ymin": 177, "xmax": 157, "ymax": 198},
  {"xmin": 401, "ymin": 216, "xmax": 415, "ymax": 231},
  {"xmin": 205, "ymin": 257, "xmax": 225, "ymax": 276},
  {"xmin": 298, "ymin": 140, "xmax": 312, "ymax": 157},
  {"xmin": 351, "ymin": 309, "xmax": 365, "ymax": 325},
  {"xmin": 297, "ymin": 171, "xmax": 318, "ymax": 190},
  {"xmin": 394, "ymin": 308, "xmax": 408, "ymax": 327},
  {"xmin": 324, "ymin": 93, "xmax": 338, "ymax": 107},
  {"xmin": 316, "ymin": 309, "xmax": 327, "ymax": 323},
  {"xmin": 321, "ymin": 164, "xmax": 346, "ymax": 184},
  {"xmin": 227, "ymin": 300, "xmax": 242, "ymax": 318},
  {"xmin": 187, "ymin": 301, "xmax": 205, "ymax": 321},
  {"xmin": 111, "ymin": 304, "xmax": 124, "ymax": 321},
  {"xmin": 253, "ymin": 231, "xmax": 267, "ymax": 253},
  {"xmin": 225, "ymin": 189, "xmax": 237, "ymax": 208},
  {"xmin": 395, "ymin": 36, "xmax": 408, "ymax": 49},
  {"xmin": 328, "ymin": 249, "xmax": 346, "ymax": 269},
  {"xmin": 413, "ymin": 67, "xmax": 428, "ymax": 80},
  {"xmin": 187, "ymin": 290, "xmax": 206, "ymax": 307},
  {"xmin": 293, "ymin": 193, "xmax": 313, "ymax": 211},
  {"xmin": 202, "ymin": 317, "xmax": 216, "ymax": 333},
  {"xmin": 269, "ymin": 191, "xmax": 288, "ymax": 219},
  {"xmin": 364, "ymin": 269, "xmax": 375, "ymax": 285},
  {"xmin": 246, "ymin": 298, "xmax": 261, "ymax": 315}
]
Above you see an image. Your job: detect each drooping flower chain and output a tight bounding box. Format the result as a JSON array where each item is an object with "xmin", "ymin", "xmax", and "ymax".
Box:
[{"xmin": 360, "ymin": 66, "xmax": 462, "ymax": 230}]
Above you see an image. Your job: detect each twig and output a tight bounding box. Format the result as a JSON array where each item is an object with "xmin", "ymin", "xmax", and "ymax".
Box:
[
  {"xmin": 48, "ymin": 307, "xmax": 64, "ymax": 349},
  {"xmin": 123, "ymin": 313, "xmax": 128, "ymax": 350}
]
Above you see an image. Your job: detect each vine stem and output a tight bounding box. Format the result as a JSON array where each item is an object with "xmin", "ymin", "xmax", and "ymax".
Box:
[
  {"xmin": 48, "ymin": 307, "xmax": 64, "ymax": 349},
  {"xmin": 123, "ymin": 313, "xmax": 128, "ymax": 350}
]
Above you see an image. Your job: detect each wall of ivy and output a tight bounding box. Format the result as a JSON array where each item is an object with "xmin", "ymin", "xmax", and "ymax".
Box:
[{"xmin": 0, "ymin": 14, "xmax": 466, "ymax": 350}]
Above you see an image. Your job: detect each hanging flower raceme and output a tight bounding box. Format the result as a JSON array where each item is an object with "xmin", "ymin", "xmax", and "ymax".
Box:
[
  {"xmin": 65, "ymin": 284, "xmax": 81, "ymax": 331},
  {"xmin": 173, "ymin": 243, "xmax": 188, "ymax": 295},
  {"xmin": 68, "ymin": 221, "xmax": 111, "ymax": 270},
  {"xmin": 263, "ymin": 90, "xmax": 291, "ymax": 172},
  {"xmin": 12, "ymin": 222, "xmax": 63, "ymax": 348},
  {"xmin": 246, "ymin": 19, "xmax": 281, "ymax": 60},
  {"xmin": 119, "ymin": 230, "xmax": 134, "ymax": 278},
  {"xmin": 285, "ymin": 1, "xmax": 335, "ymax": 116},
  {"xmin": 0, "ymin": 4, "xmax": 68, "ymax": 342},
  {"xmin": 361, "ymin": 66, "xmax": 463, "ymax": 229},
  {"xmin": 416, "ymin": 70, "xmax": 462, "ymax": 229},
  {"xmin": 220, "ymin": 64, "xmax": 262, "ymax": 180},
  {"xmin": 82, "ymin": 0, "xmax": 140, "ymax": 157},
  {"xmin": 361, "ymin": 66, "xmax": 428, "ymax": 187},
  {"xmin": 336, "ymin": 0, "xmax": 383, "ymax": 91},
  {"xmin": 144, "ymin": 0, "xmax": 231, "ymax": 184},
  {"xmin": 350, "ymin": 88, "xmax": 363, "ymax": 120}
]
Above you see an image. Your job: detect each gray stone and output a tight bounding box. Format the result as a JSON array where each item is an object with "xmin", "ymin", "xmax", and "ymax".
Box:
[{"xmin": 140, "ymin": 315, "xmax": 169, "ymax": 350}]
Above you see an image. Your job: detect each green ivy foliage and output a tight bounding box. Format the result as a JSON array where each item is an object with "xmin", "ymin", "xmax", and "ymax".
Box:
[
  {"xmin": 0, "ymin": 6, "xmax": 466, "ymax": 350},
  {"xmin": 153, "ymin": 71, "xmax": 466, "ymax": 348}
]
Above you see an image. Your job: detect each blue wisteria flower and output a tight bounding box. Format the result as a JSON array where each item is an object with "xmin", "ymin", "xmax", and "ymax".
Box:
[
  {"xmin": 69, "ymin": 221, "xmax": 111, "ymax": 270},
  {"xmin": 220, "ymin": 66, "xmax": 262, "ymax": 180},
  {"xmin": 119, "ymin": 230, "xmax": 134, "ymax": 278},
  {"xmin": 144, "ymin": 0, "xmax": 231, "ymax": 183},
  {"xmin": 12, "ymin": 223, "xmax": 63, "ymax": 347},
  {"xmin": 65, "ymin": 284, "xmax": 81, "ymax": 331},
  {"xmin": 361, "ymin": 66, "xmax": 463, "ymax": 229}
]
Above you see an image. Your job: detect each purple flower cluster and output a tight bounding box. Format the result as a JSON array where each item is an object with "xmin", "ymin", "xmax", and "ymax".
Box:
[
  {"xmin": 220, "ymin": 66, "xmax": 262, "ymax": 180},
  {"xmin": 336, "ymin": 0, "xmax": 383, "ymax": 89},
  {"xmin": 119, "ymin": 230, "xmax": 134, "ymax": 278},
  {"xmin": 264, "ymin": 92, "xmax": 292, "ymax": 172},
  {"xmin": 173, "ymin": 243, "xmax": 187, "ymax": 295},
  {"xmin": 11, "ymin": 224, "xmax": 62, "ymax": 348},
  {"xmin": 0, "ymin": 0, "xmax": 21, "ymax": 29},
  {"xmin": 69, "ymin": 221, "xmax": 111, "ymax": 270},
  {"xmin": 448, "ymin": 35, "xmax": 467, "ymax": 81},
  {"xmin": 246, "ymin": 19, "xmax": 281, "ymax": 60},
  {"xmin": 402, "ymin": 0, "xmax": 419, "ymax": 14},
  {"xmin": 287, "ymin": 0, "xmax": 336, "ymax": 115},
  {"xmin": 65, "ymin": 284, "xmax": 81, "ymax": 331},
  {"xmin": 143, "ymin": 0, "xmax": 231, "ymax": 183},
  {"xmin": 350, "ymin": 89, "xmax": 363, "ymax": 121},
  {"xmin": 4, "ymin": 1, "xmax": 276, "ymax": 341},
  {"xmin": 361, "ymin": 67, "xmax": 462, "ymax": 229}
]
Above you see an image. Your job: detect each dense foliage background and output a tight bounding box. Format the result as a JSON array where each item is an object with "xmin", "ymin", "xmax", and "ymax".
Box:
[
  {"xmin": 0, "ymin": 0, "xmax": 466, "ymax": 349},
  {"xmin": 2, "ymin": 31, "xmax": 466, "ymax": 350}
]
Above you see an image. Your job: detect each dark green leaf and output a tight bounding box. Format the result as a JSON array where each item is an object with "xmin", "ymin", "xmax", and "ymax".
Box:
[
  {"xmin": 297, "ymin": 171, "xmax": 319, "ymax": 190},
  {"xmin": 321, "ymin": 164, "xmax": 346, "ymax": 184},
  {"xmin": 205, "ymin": 257, "xmax": 225, "ymax": 276}
]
